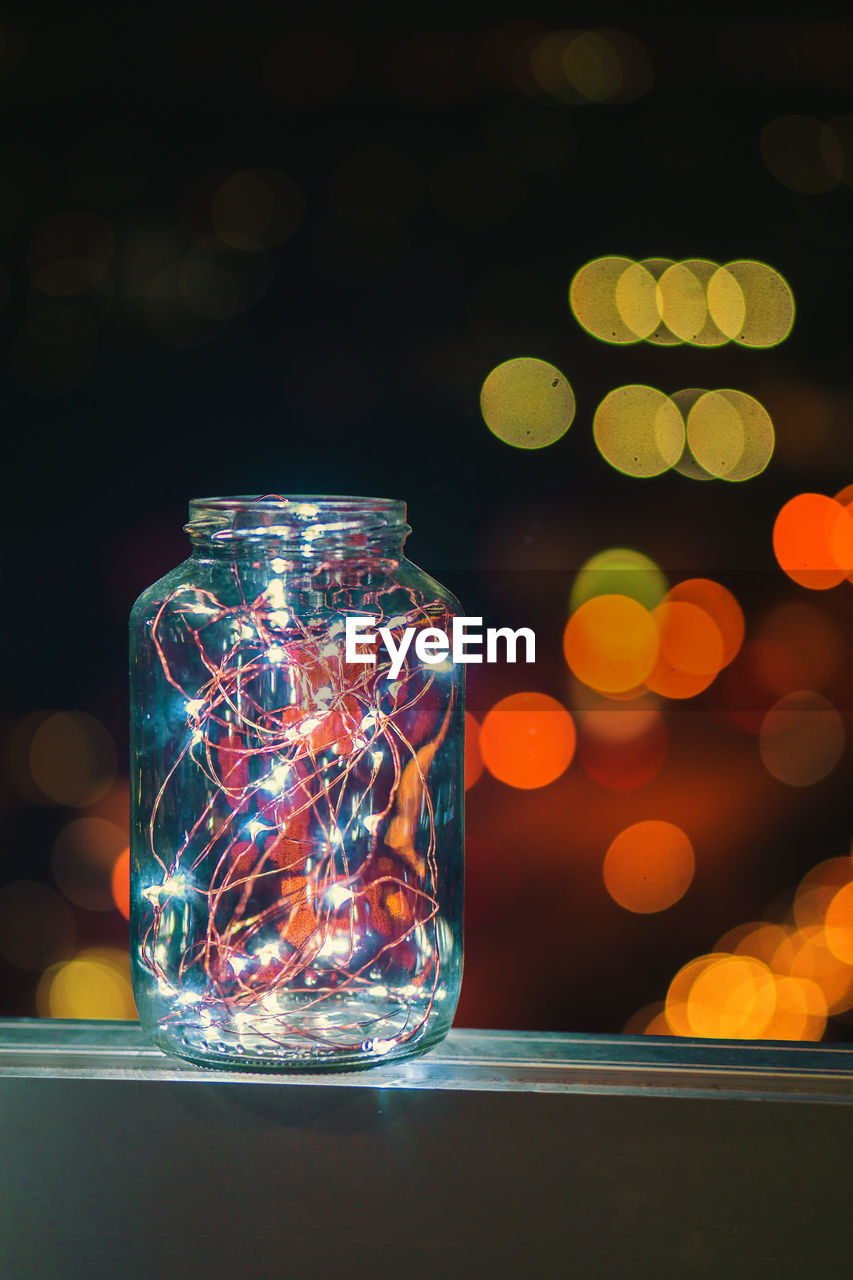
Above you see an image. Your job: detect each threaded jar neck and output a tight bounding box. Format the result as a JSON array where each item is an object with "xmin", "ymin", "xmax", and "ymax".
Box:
[{"xmin": 186, "ymin": 495, "xmax": 410, "ymax": 558}]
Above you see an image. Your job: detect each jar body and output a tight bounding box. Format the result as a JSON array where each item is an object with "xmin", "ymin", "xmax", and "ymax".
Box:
[{"xmin": 129, "ymin": 498, "xmax": 463, "ymax": 1070}]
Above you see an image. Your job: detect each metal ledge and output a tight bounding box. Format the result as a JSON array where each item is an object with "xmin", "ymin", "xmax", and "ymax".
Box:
[
  {"xmin": 4, "ymin": 1018, "xmax": 853, "ymax": 1103},
  {"xmin": 5, "ymin": 1019, "xmax": 853, "ymax": 1278}
]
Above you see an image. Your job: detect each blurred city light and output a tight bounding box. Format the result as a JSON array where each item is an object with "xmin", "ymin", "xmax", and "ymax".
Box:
[
  {"xmin": 464, "ymin": 711, "xmax": 484, "ymax": 790},
  {"xmin": 645, "ymin": 601, "xmax": 725, "ymax": 699},
  {"xmin": 592, "ymin": 384, "xmax": 684, "ymax": 477},
  {"xmin": 794, "ymin": 858, "xmax": 853, "ymax": 929},
  {"xmin": 564, "ymin": 594, "xmax": 659, "ymax": 693},
  {"xmin": 759, "ymin": 690, "xmax": 845, "ymax": 787},
  {"xmin": 825, "ymin": 883, "xmax": 853, "ymax": 964},
  {"xmin": 773, "ymin": 492, "xmax": 853, "ymax": 589},
  {"xmin": 603, "ymin": 819, "xmax": 695, "ymax": 913},
  {"xmin": 571, "ymin": 256, "xmax": 794, "ymax": 348},
  {"xmin": 479, "ymin": 356, "xmax": 575, "ymax": 449},
  {"xmin": 639, "ymin": 850, "xmax": 853, "ymax": 1040},
  {"xmin": 570, "ymin": 256, "xmax": 646, "ymax": 344},
  {"xmin": 111, "ymin": 846, "xmax": 130, "ymax": 920},
  {"xmin": 28, "ymin": 711, "xmax": 117, "ymax": 807},
  {"xmin": 480, "ymin": 692, "xmax": 576, "ymax": 789},
  {"xmin": 657, "ymin": 259, "xmax": 730, "ymax": 345},
  {"xmin": 37, "ymin": 947, "xmax": 136, "ymax": 1020},
  {"xmin": 707, "ymin": 260, "xmax": 794, "ymax": 347},
  {"xmin": 686, "ymin": 389, "xmax": 775, "ymax": 481},
  {"xmin": 665, "ymin": 579, "xmax": 744, "ymax": 668},
  {"xmin": 570, "ymin": 547, "xmax": 668, "ymax": 614},
  {"xmin": 685, "ymin": 955, "xmax": 776, "ymax": 1038},
  {"xmin": 51, "ymin": 817, "xmax": 129, "ymax": 911}
]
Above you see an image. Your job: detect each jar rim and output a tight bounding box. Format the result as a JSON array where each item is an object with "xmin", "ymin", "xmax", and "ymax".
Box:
[{"xmin": 185, "ymin": 494, "xmax": 409, "ymax": 547}]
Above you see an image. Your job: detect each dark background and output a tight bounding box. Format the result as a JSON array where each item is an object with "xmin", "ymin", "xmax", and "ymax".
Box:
[{"xmin": 2, "ymin": 7, "xmax": 853, "ymax": 1036}]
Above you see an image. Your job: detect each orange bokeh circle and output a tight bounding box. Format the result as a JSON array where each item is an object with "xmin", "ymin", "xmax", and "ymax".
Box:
[
  {"xmin": 564, "ymin": 594, "xmax": 658, "ymax": 693},
  {"xmin": 645, "ymin": 601, "xmax": 724, "ymax": 699},
  {"xmin": 111, "ymin": 846, "xmax": 130, "ymax": 921},
  {"xmin": 773, "ymin": 492, "xmax": 853, "ymax": 589},
  {"xmin": 686, "ymin": 955, "xmax": 777, "ymax": 1038},
  {"xmin": 464, "ymin": 711, "xmax": 484, "ymax": 790},
  {"xmin": 603, "ymin": 819, "xmax": 695, "ymax": 913},
  {"xmin": 480, "ymin": 692, "xmax": 576, "ymax": 789},
  {"xmin": 664, "ymin": 578, "xmax": 744, "ymax": 667}
]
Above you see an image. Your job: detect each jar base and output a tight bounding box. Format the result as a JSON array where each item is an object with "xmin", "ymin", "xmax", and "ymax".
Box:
[{"xmin": 144, "ymin": 987, "xmax": 455, "ymax": 1073}]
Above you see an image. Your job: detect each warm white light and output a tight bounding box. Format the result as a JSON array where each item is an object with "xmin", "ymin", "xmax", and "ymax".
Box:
[
  {"xmin": 262, "ymin": 763, "xmax": 290, "ymax": 792},
  {"xmin": 143, "ymin": 874, "xmax": 189, "ymax": 903}
]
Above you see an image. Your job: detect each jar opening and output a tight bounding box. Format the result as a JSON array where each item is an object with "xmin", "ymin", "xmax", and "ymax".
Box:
[{"xmin": 186, "ymin": 494, "xmax": 410, "ymax": 552}]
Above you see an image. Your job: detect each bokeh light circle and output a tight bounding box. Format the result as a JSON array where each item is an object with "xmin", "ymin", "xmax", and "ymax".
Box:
[
  {"xmin": 761, "ymin": 976, "xmax": 827, "ymax": 1042},
  {"xmin": 657, "ymin": 260, "xmax": 731, "ymax": 346},
  {"xmin": 37, "ymin": 947, "xmax": 137, "ymax": 1020},
  {"xmin": 773, "ymin": 925, "xmax": 853, "ymax": 1016},
  {"xmin": 479, "ymin": 357, "xmax": 576, "ymax": 449},
  {"xmin": 52, "ymin": 817, "xmax": 129, "ymax": 911},
  {"xmin": 564, "ymin": 594, "xmax": 659, "ymax": 692},
  {"xmin": 569, "ymin": 255, "xmax": 643, "ymax": 344},
  {"xmin": 759, "ymin": 690, "xmax": 845, "ymax": 787},
  {"xmin": 773, "ymin": 493, "xmax": 853, "ymax": 590},
  {"xmin": 665, "ymin": 954, "xmax": 727, "ymax": 1035},
  {"xmin": 464, "ymin": 711, "xmax": 485, "ymax": 790},
  {"xmin": 638, "ymin": 258, "xmax": 681, "ymax": 344},
  {"xmin": 825, "ymin": 883, "xmax": 853, "ymax": 965},
  {"xmin": 708, "ymin": 260, "xmax": 794, "ymax": 348},
  {"xmin": 614, "ymin": 261, "xmax": 659, "ymax": 339},
  {"xmin": 603, "ymin": 819, "xmax": 694, "ymax": 913},
  {"xmin": 593, "ymin": 384, "xmax": 685, "ymax": 477},
  {"xmin": 686, "ymin": 955, "xmax": 776, "ymax": 1038},
  {"xmin": 29, "ymin": 711, "xmax": 117, "ymax": 806},
  {"xmin": 569, "ymin": 547, "xmax": 668, "ymax": 614},
  {"xmin": 794, "ymin": 857, "xmax": 853, "ymax": 930},
  {"xmin": 645, "ymin": 601, "xmax": 725, "ymax": 699},
  {"xmin": 670, "ymin": 388, "xmax": 715, "ymax": 480},
  {"xmin": 111, "ymin": 846, "xmax": 131, "ymax": 920},
  {"xmin": 686, "ymin": 389, "xmax": 774, "ymax": 482},
  {"xmin": 665, "ymin": 578, "xmax": 744, "ymax": 667},
  {"xmin": 480, "ymin": 692, "xmax": 576, "ymax": 789}
]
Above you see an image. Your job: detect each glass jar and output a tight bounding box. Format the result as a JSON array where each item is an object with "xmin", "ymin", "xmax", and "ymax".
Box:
[{"xmin": 130, "ymin": 496, "xmax": 464, "ymax": 1070}]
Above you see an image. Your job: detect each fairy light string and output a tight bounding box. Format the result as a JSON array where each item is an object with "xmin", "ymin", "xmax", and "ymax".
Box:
[{"xmin": 138, "ymin": 512, "xmax": 455, "ymax": 1058}]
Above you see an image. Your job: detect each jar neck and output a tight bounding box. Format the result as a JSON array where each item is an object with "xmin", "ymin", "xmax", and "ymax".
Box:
[{"xmin": 185, "ymin": 495, "xmax": 410, "ymax": 561}]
